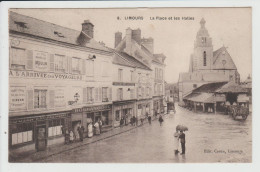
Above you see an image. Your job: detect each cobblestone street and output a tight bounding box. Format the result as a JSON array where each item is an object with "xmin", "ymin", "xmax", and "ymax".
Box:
[{"xmin": 41, "ymin": 105, "xmax": 252, "ymax": 163}]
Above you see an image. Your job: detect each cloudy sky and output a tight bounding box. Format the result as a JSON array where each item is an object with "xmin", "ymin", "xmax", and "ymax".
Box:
[{"xmin": 10, "ymin": 8, "xmax": 251, "ymax": 83}]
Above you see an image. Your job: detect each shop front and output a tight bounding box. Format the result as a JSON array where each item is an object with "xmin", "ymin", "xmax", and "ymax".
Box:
[
  {"xmin": 153, "ymin": 96, "xmax": 164, "ymax": 116},
  {"xmin": 137, "ymin": 99, "xmax": 152, "ymax": 119},
  {"xmin": 112, "ymin": 100, "xmax": 135, "ymax": 127},
  {"xmin": 71, "ymin": 104, "xmax": 112, "ymax": 137},
  {"xmin": 9, "ymin": 111, "xmax": 71, "ymax": 154}
]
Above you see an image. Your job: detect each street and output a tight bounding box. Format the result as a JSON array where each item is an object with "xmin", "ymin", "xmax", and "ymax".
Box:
[{"xmin": 41, "ymin": 105, "xmax": 252, "ymax": 163}]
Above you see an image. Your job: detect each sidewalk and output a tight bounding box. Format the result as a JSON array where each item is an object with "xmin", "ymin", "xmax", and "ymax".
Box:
[{"xmin": 10, "ymin": 115, "xmax": 162, "ymax": 162}]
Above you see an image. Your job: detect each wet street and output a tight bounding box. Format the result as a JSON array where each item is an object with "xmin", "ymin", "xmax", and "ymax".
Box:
[{"xmin": 41, "ymin": 105, "xmax": 251, "ymax": 163}]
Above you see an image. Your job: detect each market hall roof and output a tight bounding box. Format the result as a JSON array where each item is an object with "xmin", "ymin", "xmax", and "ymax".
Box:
[
  {"xmin": 9, "ymin": 11, "xmax": 111, "ymax": 52},
  {"xmin": 192, "ymin": 82, "xmax": 228, "ymax": 93},
  {"xmin": 216, "ymin": 82, "xmax": 248, "ymax": 93}
]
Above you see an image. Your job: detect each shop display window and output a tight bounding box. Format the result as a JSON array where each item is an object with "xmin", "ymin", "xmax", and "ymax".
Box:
[
  {"xmin": 115, "ymin": 110, "xmax": 120, "ymax": 121},
  {"xmin": 102, "ymin": 111, "xmax": 109, "ymax": 125},
  {"xmin": 48, "ymin": 119, "xmax": 64, "ymax": 137},
  {"xmin": 11, "ymin": 123, "xmax": 33, "ymax": 145}
]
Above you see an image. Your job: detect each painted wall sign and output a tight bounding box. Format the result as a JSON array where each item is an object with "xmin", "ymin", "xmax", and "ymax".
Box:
[
  {"xmin": 73, "ymin": 104, "xmax": 112, "ymax": 113},
  {"xmin": 34, "ymin": 51, "xmax": 48, "ymax": 71},
  {"xmin": 9, "ymin": 70, "xmax": 82, "ymax": 80},
  {"xmin": 55, "ymin": 89, "xmax": 66, "ymax": 107},
  {"xmin": 9, "ymin": 86, "xmax": 26, "ymax": 110}
]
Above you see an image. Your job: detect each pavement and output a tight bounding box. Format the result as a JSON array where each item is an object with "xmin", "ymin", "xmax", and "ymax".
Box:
[{"xmin": 9, "ymin": 115, "xmax": 159, "ymax": 162}]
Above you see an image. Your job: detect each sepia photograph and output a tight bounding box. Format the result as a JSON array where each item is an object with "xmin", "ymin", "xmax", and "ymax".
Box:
[{"xmin": 4, "ymin": 7, "xmax": 252, "ymax": 164}]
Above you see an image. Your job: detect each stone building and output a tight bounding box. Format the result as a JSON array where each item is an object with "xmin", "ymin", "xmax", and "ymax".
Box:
[
  {"xmin": 9, "ymin": 12, "xmax": 113, "ymax": 153},
  {"xmin": 179, "ymin": 18, "xmax": 240, "ymax": 104},
  {"xmin": 114, "ymin": 28, "xmax": 166, "ymax": 117}
]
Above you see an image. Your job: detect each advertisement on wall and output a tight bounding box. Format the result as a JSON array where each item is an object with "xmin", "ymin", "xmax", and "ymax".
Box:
[
  {"xmin": 9, "ymin": 86, "xmax": 26, "ymax": 110},
  {"xmin": 34, "ymin": 51, "xmax": 48, "ymax": 71},
  {"xmin": 55, "ymin": 88, "xmax": 66, "ymax": 107}
]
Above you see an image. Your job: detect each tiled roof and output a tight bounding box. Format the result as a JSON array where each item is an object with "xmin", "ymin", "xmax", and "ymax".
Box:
[
  {"xmin": 193, "ymin": 82, "xmax": 228, "ymax": 93},
  {"xmin": 213, "ymin": 46, "xmax": 226, "ymax": 63},
  {"xmin": 9, "ymin": 11, "xmax": 110, "ymax": 52},
  {"xmin": 184, "ymin": 92, "xmax": 215, "ymax": 103},
  {"xmin": 216, "ymin": 82, "xmax": 248, "ymax": 93},
  {"xmin": 112, "ymin": 50, "xmax": 151, "ymax": 70}
]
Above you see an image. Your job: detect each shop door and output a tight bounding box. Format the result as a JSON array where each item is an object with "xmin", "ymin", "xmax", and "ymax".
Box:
[{"xmin": 36, "ymin": 125, "xmax": 47, "ymax": 151}]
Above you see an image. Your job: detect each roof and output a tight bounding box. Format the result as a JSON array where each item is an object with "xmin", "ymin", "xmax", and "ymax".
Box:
[
  {"xmin": 216, "ymin": 82, "xmax": 248, "ymax": 93},
  {"xmin": 192, "ymin": 82, "xmax": 228, "ymax": 93},
  {"xmin": 184, "ymin": 92, "xmax": 215, "ymax": 103},
  {"xmin": 9, "ymin": 11, "xmax": 110, "ymax": 52},
  {"xmin": 237, "ymin": 94, "xmax": 249, "ymax": 102},
  {"xmin": 113, "ymin": 51, "xmax": 151, "ymax": 70},
  {"xmin": 213, "ymin": 46, "xmax": 226, "ymax": 63},
  {"xmin": 212, "ymin": 46, "xmax": 237, "ymax": 70}
]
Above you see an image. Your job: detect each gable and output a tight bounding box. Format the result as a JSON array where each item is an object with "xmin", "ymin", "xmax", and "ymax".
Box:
[{"xmin": 213, "ymin": 48, "xmax": 237, "ymax": 70}]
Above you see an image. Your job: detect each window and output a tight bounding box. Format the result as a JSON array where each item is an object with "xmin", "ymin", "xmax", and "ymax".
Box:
[
  {"xmin": 117, "ymin": 88, "xmax": 123, "ymax": 100},
  {"xmin": 115, "ymin": 110, "xmax": 120, "ymax": 121},
  {"xmin": 10, "ymin": 47, "xmax": 26, "ymax": 69},
  {"xmin": 72, "ymin": 57, "xmax": 80, "ymax": 74},
  {"xmin": 130, "ymin": 89, "xmax": 134, "ymax": 99},
  {"xmin": 101, "ymin": 111, "xmax": 109, "ymax": 125},
  {"xmin": 54, "ymin": 54, "xmax": 66, "ymax": 73},
  {"xmin": 102, "ymin": 61, "xmax": 109, "ymax": 77},
  {"xmin": 130, "ymin": 70, "xmax": 134, "ymax": 82},
  {"xmin": 146, "ymin": 87, "xmax": 150, "ymax": 96},
  {"xmin": 102, "ymin": 87, "xmax": 108, "ymax": 102},
  {"xmin": 34, "ymin": 89, "xmax": 47, "ymax": 109},
  {"xmin": 86, "ymin": 60, "xmax": 94, "ymax": 76},
  {"xmin": 203, "ymin": 51, "xmax": 206, "ymax": 66},
  {"xmin": 141, "ymin": 87, "xmax": 145, "ymax": 97},
  {"xmin": 87, "ymin": 87, "xmax": 94, "ymax": 102},
  {"xmin": 146, "ymin": 74, "xmax": 150, "ymax": 82},
  {"xmin": 118, "ymin": 69, "xmax": 123, "ymax": 82},
  {"xmin": 201, "ymin": 37, "xmax": 206, "ymax": 43},
  {"xmin": 138, "ymin": 73, "xmax": 141, "ymax": 82},
  {"xmin": 48, "ymin": 119, "xmax": 64, "ymax": 137},
  {"xmin": 11, "ymin": 123, "xmax": 33, "ymax": 145}
]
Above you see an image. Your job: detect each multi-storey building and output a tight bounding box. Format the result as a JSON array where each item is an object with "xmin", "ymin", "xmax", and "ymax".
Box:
[
  {"xmin": 9, "ymin": 12, "xmax": 113, "ymax": 153},
  {"xmin": 178, "ymin": 18, "xmax": 240, "ymax": 103},
  {"xmin": 114, "ymin": 28, "xmax": 166, "ymax": 117}
]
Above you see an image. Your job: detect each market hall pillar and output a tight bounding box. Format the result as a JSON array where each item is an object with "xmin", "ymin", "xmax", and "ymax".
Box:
[{"xmin": 194, "ymin": 102, "xmax": 197, "ymax": 113}]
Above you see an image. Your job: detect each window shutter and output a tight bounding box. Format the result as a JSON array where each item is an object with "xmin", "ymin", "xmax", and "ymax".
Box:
[
  {"xmin": 49, "ymin": 90, "xmax": 55, "ymax": 109},
  {"xmin": 109, "ymin": 87, "xmax": 112, "ymax": 101},
  {"xmin": 81, "ymin": 59, "xmax": 86, "ymax": 75},
  {"xmin": 94, "ymin": 88, "xmax": 98, "ymax": 102},
  {"xmin": 27, "ymin": 90, "xmax": 34, "ymax": 110},
  {"xmin": 49, "ymin": 54, "xmax": 54, "ymax": 72},
  {"xmin": 65, "ymin": 56, "xmax": 69, "ymax": 73},
  {"xmin": 98, "ymin": 87, "xmax": 102, "ymax": 101},
  {"xmin": 68, "ymin": 57, "xmax": 72, "ymax": 73},
  {"xmin": 83, "ymin": 88, "xmax": 87, "ymax": 103},
  {"xmin": 26, "ymin": 50, "xmax": 33, "ymax": 70}
]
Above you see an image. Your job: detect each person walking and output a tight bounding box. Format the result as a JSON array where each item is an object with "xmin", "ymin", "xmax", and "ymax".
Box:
[
  {"xmin": 132, "ymin": 116, "xmax": 136, "ymax": 126},
  {"xmin": 77, "ymin": 122, "xmax": 84, "ymax": 142},
  {"xmin": 179, "ymin": 130, "xmax": 186, "ymax": 155},
  {"xmin": 158, "ymin": 115, "xmax": 164, "ymax": 126},
  {"xmin": 69, "ymin": 130, "xmax": 74, "ymax": 143},
  {"xmin": 94, "ymin": 121, "xmax": 100, "ymax": 135},
  {"xmin": 148, "ymin": 115, "xmax": 152, "ymax": 125},
  {"xmin": 135, "ymin": 116, "xmax": 138, "ymax": 126},
  {"xmin": 65, "ymin": 129, "xmax": 70, "ymax": 145},
  {"xmin": 140, "ymin": 117, "xmax": 144, "ymax": 125},
  {"xmin": 120, "ymin": 117, "xmax": 124, "ymax": 128},
  {"xmin": 173, "ymin": 130, "xmax": 180, "ymax": 154},
  {"xmin": 88, "ymin": 122, "xmax": 93, "ymax": 138}
]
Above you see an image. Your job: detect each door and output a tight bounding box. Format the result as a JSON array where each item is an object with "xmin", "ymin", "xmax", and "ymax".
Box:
[{"xmin": 36, "ymin": 125, "xmax": 47, "ymax": 151}]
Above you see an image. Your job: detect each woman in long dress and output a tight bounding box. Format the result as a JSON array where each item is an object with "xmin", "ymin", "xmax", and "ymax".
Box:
[
  {"xmin": 88, "ymin": 122, "xmax": 93, "ymax": 138},
  {"xmin": 94, "ymin": 121, "xmax": 100, "ymax": 135},
  {"xmin": 173, "ymin": 130, "xmax": 180, "ymax": 154}
]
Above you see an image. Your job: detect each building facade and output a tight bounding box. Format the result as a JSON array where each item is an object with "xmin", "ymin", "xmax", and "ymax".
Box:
[
  {"xmin": 9, "ymin": 12, "xmax": 113, "ymax": 153},
  {"xmin": 178, "ymin": 18, "xmax": 240, "ymax": 104}
]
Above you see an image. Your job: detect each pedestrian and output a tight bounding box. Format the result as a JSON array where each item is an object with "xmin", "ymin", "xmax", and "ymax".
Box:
[
  {"xmin": 179, "ymin": 130, "xmax": 186, "ymax": 155},
  {"xmin": 148, "ymin": 115, "xmax": 152, "ymax": 125},
  {"xmin": 77, "ymin": 122, "xmax": 84, "ymax": 142},
  {"xmin": 140, "ymin": 118, "xmax": 144, "ymax": 125},
  {"xmin": 88, "ymin": 122, "xmax": 93, "ymax": 138},
  {"xmin": 65, "ymin": 129, "xmax": 70, "ymax": 145},
  {"xmin": 158, "ymin": 115, "xmax": 164, "ymax": 126},
  {"xmin": 135, "ymin": 116, "xmax": 138, "ymax": 126},
  {"xmin": 173, "ymin": 130, "xmax": 180, "ymax": 154},
  {"xmin": 130, "ymin": 117, "xmax": 133, "ymax": 126},
  {"xmin": 69, "ymin": 130, "xmax": 74, "ymax": 143},
  {"xmin": 132, "ymin": 116, "xmax": 136, "ymax": 126},
  {"xmin": 94, "ymin": 120, "xmax": 100, "ymax": 135},
  {"xmin": 98, "ymin": 118, "xmax": 103, "ymax": 134},
  {"xmin": 120, "ymin": 117, "xmax": 124, "ymax": 128}
]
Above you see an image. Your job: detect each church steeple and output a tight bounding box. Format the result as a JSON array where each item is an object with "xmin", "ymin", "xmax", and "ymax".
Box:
[
  {"xmin": 195, "ymin": 18, "xmax": 212, "ymax": 48},
  {"xmin": 200, "ymin": 18, "xmax": 206, "ymax": 28}
]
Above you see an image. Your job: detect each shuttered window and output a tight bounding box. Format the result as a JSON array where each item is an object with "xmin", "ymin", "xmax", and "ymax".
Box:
[
  {"xmin": 54, "ymin": 54, "xmax": 66, "ymax": 73},
  {"xmin": 72, "ymin": 57, "xmax": 81, "ymax": 74},
  {"xmin": 87, "ymin": 87, "xmax": 94, "ymax": 103},
  {"xmin": 10, "ymin": 47, "xmax": 26, "ymax": 70},
  {"xmin": 49, "ymin": 90, "xmax": 55, "ymax": 109},
  {"xmin": 102, "ymin": 87, "xmax": 108, "ymax": 102},
  {"xmin": 34, "ymin": 89, "xmax": 47, "ymax": 109}
]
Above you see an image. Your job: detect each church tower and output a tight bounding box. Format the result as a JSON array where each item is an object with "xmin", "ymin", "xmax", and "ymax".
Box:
[{"xmin": 192, "ymin": 18, "xmax": 213, "ymax": 72}]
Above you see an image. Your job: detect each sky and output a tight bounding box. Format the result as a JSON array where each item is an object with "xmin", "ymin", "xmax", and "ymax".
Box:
[{"xmin": 10, "ymin": 8, "xmax": 252, "ymax": 83}]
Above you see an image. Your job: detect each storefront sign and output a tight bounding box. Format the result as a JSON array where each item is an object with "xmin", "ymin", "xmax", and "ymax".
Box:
[
  {"xmin": 9, "ymin": 70, "xmax": 82, "ymax": 80},
  {"xmin": 73, "ymin": 104, "xmax": 112, "ymax": 113},
  {"xmin": 34, "ymin": 51, "xmax": 48, "ymax": 71},
  {"xmin": 55, "ymin": 89, "xmax": 65, "ymax": 107},
  {"xmin": 9, "ymin": 86, "xmax": 26, "ymax": 110},
  {"xmin": 10, "ymin": 112, "xmax": 70, "ymax": 124}
]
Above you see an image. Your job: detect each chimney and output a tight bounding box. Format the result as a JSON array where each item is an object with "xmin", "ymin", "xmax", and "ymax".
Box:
[
  {"xmin": 115, "ymin": 32, "xmax": 122, "ymax": 48},
  {"xmin": 125, "ymin": 27, "xmax": 132, "ymax": 55},
  {"xmin": 141, "ymin": 37, "xmax": 154, "ymax": 54},
  {"xmin": 82, "ymin": 20, "xmax": 94, "ymax": 38},
  {"xmin": 132, "ymin": 28, "xmax": 141, "ymax": 44}
]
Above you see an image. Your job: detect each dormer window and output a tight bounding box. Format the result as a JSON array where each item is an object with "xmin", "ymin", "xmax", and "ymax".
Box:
[
  {"xmin": 14, "ymin": 21, "xmax": 28, "ymax": 31},
  {"xmin": 54, "ymin": 31, "xmax": 65, "ymax": 38}
]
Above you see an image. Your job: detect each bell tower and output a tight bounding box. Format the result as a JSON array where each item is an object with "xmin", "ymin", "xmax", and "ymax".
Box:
[{"xmin": 192, "ymin": 18, "xmax": 213, "ymax": 71}]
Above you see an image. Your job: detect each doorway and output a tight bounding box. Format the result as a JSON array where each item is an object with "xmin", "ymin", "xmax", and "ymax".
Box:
[{"xmin": 35, "ymin": 125, "xmax": 47, "ymax": 151}]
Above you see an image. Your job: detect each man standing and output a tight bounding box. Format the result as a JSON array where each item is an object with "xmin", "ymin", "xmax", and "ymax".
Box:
[
  {"xmin": 98, "ymin": 118, "xmax": 103, "ymax": 134},
  {"xmin": 77, "ymin": 122, "xmax": 84, "ymax": 142},
  {"xmin": 179, "ymin": 131, "xmax": 186, "ymax": 154},
  {"xmin": 148, "ymin": 115, "xmax": 152, "ymax": 125}
]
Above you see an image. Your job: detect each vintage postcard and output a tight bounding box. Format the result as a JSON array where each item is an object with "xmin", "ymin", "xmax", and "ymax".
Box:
[{"xmin": 1, "ymin": 4, "xmax": 254, "ymax": 167}]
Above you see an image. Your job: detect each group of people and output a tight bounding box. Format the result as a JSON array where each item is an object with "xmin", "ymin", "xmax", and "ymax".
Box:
[
  {"xmin": 64, "ymin": 119, "xmax": 103, "ymax": 144},
  {"xmin": 173, "ymin": 129, "xmax": 186, "ymax": 155},
  {"xmin": 120, "ymin": 113, "xmax": 154, "ymax": 127}
]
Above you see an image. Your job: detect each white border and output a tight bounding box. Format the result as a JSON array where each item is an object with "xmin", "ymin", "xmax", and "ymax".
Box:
[{"xmin": 1, "ymin": 1, "xmax": 260, "ymax": 172}]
